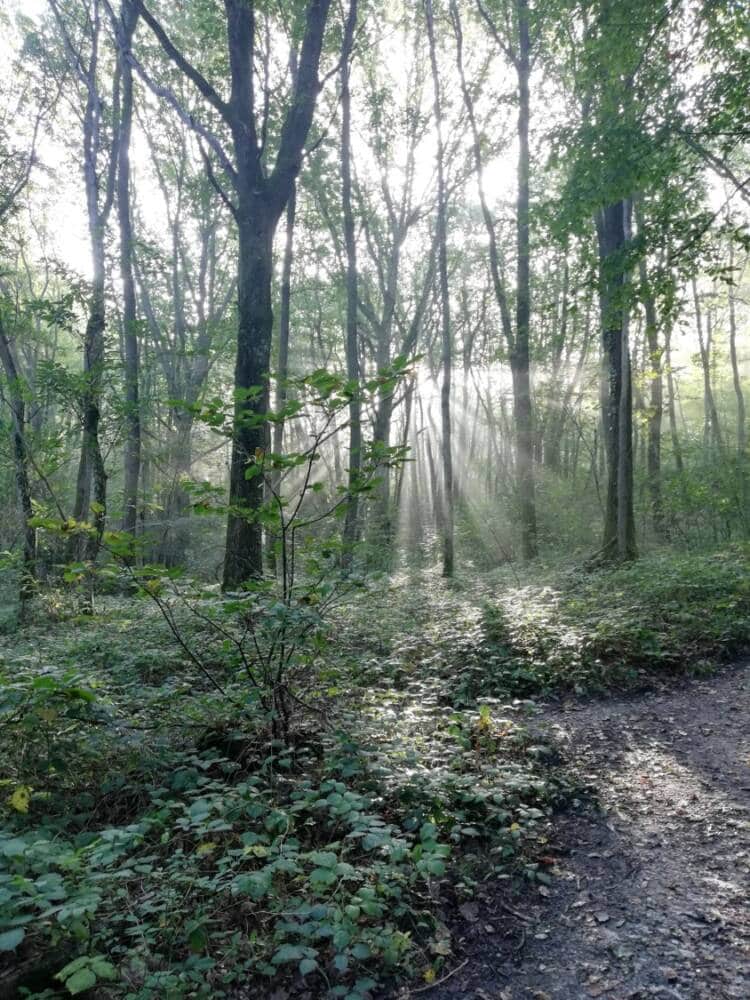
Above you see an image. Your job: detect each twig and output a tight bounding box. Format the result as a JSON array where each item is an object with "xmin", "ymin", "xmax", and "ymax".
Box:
[
  {"xmin": 500, "ymin": 901, "xmax": 533, "ymax": 924},
  {"xmin": 409, "ymin": 959, "xmax": 469, "ymax": 995}
]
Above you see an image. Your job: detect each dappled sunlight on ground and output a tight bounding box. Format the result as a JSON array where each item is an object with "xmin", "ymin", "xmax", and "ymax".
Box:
[{"xmin": 426, "ymin": 667, "xmax": 750, "ymax": 1000}]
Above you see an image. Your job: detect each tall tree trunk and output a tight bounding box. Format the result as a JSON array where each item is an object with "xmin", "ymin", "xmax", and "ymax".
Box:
[
  {"xmin": 220, "ymin": 0, "xmax": 331, "ymax": 588},
  {"xmin": 340, "ymin": 0, "xmax": 361, "ymax": 564},
  {"xmin": 57, "ymin": 0, "xmax": 117, "ymax": 560},
  {"xmin": 597, "ymin": 199, "xmax": 636, "ymax": 560},
  {"xmin": 117, "ymin": 0, "xmax": 141, "ymax": 539},
  {"xmin": 0, "ymin": 313, "xmax": 36, "ymax": 599},
  {"xmin": 692, "ymin": 278, "xmax": 723, "ymax": 454},
  {"xmin": 272, "ymin": 206, "xmax": 295, "ymax": 451},
  {"xmin": 224, "ymin": 210, "xmax": 275, "ymax": 586},
  {"xmin": 72, "ymin": 213, "xmax": 108, "ymax": 555},
  {"xmin": 664, "ymin": 325, "xmax": 684, "ymax": 473},
  {"xmin": 454, "ymin": 0, "xmax": 538, "ymax": 560},
  {"xmin": 136, "ymin": 0, "xmax": 332, "ymax": 587},
  {"xmin": 728, "ymin": 242, "xmax": 747, "ymax": 534},
  {"xmin": 512, "ymin": 0, "xmax": 538, "ymax": 561},
  {"xmin": 267, "ymin": 185, "xmax": 297, "ymax": 573},
  {"xmin": 638, "ymin": 246, "xmax": 665, "ymax": 539},
  {"xmin": 728, "ymin": 246, "xmax": 746, "ymax": 455},
  {"xmin": 159, "ymin": 408, "xmax": 193, "ymax": 568},
  {"xmin": 425, "ymin": 0, "xmax": 454, "ymax": 577}
]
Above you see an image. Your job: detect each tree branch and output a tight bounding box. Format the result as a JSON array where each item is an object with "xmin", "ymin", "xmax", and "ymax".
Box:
[{"xmin": 136, "ymin": 0, "xmax": 231, "ymax": 123}]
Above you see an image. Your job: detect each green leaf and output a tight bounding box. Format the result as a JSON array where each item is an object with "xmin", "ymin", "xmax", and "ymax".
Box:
[
  {"xmin": 271, "ymin": 944, "xmax": 305, "ymax": 964},
  {"xmin": 309, "ymin": 867, "xmax": 337, "ymax": 888},
  {"xmin": 89, "ymin": 958, "xmax": 117, "ymax": 981},
  {"xmin": 64, "ymin": 968, "xmax": 97, "ymax": 994},
  {"xmin": 0, "ymin": 928, "xmax": 24, "ymax": 951},
  {"xmin": 309, "ymin": 850, "xmax": 338, "ymax": 868}
]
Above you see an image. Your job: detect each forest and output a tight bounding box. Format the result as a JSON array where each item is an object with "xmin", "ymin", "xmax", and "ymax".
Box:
[{"xmin": 0, "ymin": 0, "xmax": 748, "ymax": 997}]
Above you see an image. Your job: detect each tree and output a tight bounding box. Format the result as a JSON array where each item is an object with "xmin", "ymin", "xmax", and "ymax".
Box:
[
  {"xmin": 456, "ymin": 0, "xmax": 538, "ymax": 560},
  {"xmin": 110, "ymin": 0, "xmax": 141, "ymax": 538},
  {"xmin": 340, "ymin": 0, "xmax": 361, "ymax": 563},
  {"xmin": 48, "ymin": 0, "xmax": 122, "ymax": 556},
  {"xmin": 132, "ymin": 0, "xmax": 333, "ymax": 587},
  {"xmin": 425, "ymin": 0, "xmax": 454, "ymax": 577}
]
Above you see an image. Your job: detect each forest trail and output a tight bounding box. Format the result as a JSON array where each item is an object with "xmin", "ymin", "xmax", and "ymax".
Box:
[{"xmin": 420, "ymin": 666, "xmax": 750, "ymax": 1000}]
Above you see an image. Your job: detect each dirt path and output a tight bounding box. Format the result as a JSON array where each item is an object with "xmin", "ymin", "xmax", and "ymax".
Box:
[{"xmin": 420, "ymin": 665, "xmax": 750, "ymax": 1000}]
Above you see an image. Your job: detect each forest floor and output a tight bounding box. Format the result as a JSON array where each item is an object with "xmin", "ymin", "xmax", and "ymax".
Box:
[
  {"xmin": 2, "ymin": 548, "xmax": 750, "ymax": 999},
  {"xmin": 416, "ymin": 665, "xmax": 750, "ymax": 1000}
]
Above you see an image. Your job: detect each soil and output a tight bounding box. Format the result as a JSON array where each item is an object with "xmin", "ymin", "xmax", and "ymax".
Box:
[{"xmin": 406, "ymin": 664, "xmax": 750, "ymax": 1000}]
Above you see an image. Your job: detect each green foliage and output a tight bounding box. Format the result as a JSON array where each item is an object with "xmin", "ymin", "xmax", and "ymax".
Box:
[
  {"xmin": 0, "ymin": 565, "xmax": 571, "ymax": 998},
  {"xmin": 473, "ymin": 547, "xmax": 750, "ymax": 698}
]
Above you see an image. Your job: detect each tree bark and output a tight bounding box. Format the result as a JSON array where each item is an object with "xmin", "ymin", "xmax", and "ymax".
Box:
[
  {"xmin": 692, "ymin": 278, "xmax": 723, "ymax": 454},
  {"xmin": 0, "ymin": 311, "xmax": 36, "ymax": 598},
  {"xmin": 224, "ymin": 209, "xmax": 275, "ymax": 585},
  {"xmin": 637, "ymin": 241, "xmax": 665, "ymax": 539},
  {"xmin": 117, "ymin": 0, "xmax": 141, "ymax": 539},
  {"xmin": 728, "ymin": 241, "xmax": 747, "ymax": 534},
  {"xmin": 512, "ymin": 0, "xmax": 538, "ymax": 561},
  {"xmin": 454, "ymin": 0, "xmax": 538, "ymax": 560},
  {"xmin": 340, "ymin": 0, "xmax": 361, "ymax": 564},
  {"xmin": 597, "ymin": 199, "xmax": 636, "ymax": 560},
  {"xmin": 425, "ymin": 0, "xmax": 454, "ymax": 577}
]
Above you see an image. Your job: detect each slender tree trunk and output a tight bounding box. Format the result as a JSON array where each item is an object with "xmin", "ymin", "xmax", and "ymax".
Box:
[
  {"xmin": 728, "ymin": 243, "xmax": 747, "ymax": 534},
  {"xmin": 728, "ymin": 247, "xmax": 746, "ymax": 455},
  {"xmin": 453, "ymin": 0, "xmax": 538, "ymax": 560},
  {"xmin": 160, "ymin": 409, "xmax": 194, "ymax": 567},
  {"xmin": 266, "ymin": 185, "xmax": 297, "ymax": 573},
  {"xmin": 340, "ymin": 0, "xmax": 361, "ymax": 564},
  {"xmin": 71, "ymin": 222, "xmax": 108, "ymax": 555},
  {"xmin": 272, "ymin": 190, "xmax": 296, "ymax": 466},
  {"xmin": 664, "ymin": 324, "xmax": 685, "ymax": 489},
  {"xmin": 638, "ymin": 248, "xmax": 665, "ymax": 539},
  {"xmin": 597, "ymin": 199, "xmax": 636, "ymax": 560},
  {"xmin": 425, "ymin": 0, "xmax": 454, "ymax": 577},
  {"xmin": 512, "ymin": 0, "xmax": 537, "ymax": 561},
  {"xmin": 0, "ymin": 313, "xmax": 36, "ymax": 599},
  {"xmin": 118, "ymin": 0, "xmax": 141, "ymax": 539},
  {"xmin": 692, "ymin": 278, "xmax": 723, "ymax": 454}
]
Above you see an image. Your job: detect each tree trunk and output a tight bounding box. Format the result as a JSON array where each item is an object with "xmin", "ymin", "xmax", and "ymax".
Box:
[
  {"xmin": 267, "ymin": 185, "xmax": 297, "ymax": 572},
  {"xmin": 638, "ymin": 249, "xmax": 665, "ymax": 539},
  {"xmin": 0, "ymin": 312, "xmax": 36, "ymax": 599},
  {"xmin": 425, "ymin": 0, "xmax": 454, "ymax": 577},
  {"xmin": 224, "ymin": 211, "xmax": 275, "ymax": 587},
  {"xmin": 692, "ymin": 278, "xmax": 724, "ymax": 454},
  {"xmin": 453, "ymin": 0, "xmax": 537, "ymax": 560},
  {"xmin": 597, "ymin": 199, "xmax": 636, "ymax": 560},
  {"xmin": 728, "ymin": 242, "xmax": 747, "ymax": 534},
  {"xmin": 340, "ymin": 0, "xmax": 361, "ymax": 564},
  {"xmin": 160, "ymin": 408, "xmax": 194, "ymax": 568},
  {"xmin": 512, "ymin": 0, "xmax": 538, "ymax": 561},
  {"xmin": 118, "ymin": 0, "xmax": 141, "ymax": 539},
  {"xmin": 220, "ymin": 0, "xmax": 331, "ymax": 589}
]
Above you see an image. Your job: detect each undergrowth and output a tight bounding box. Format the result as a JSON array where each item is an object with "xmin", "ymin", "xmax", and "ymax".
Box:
[{"xmin": 1, "ymin": 545, "xmax": 747, "ymax": 998}]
